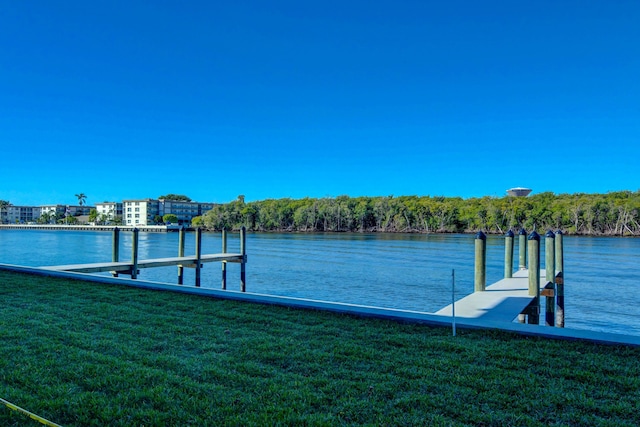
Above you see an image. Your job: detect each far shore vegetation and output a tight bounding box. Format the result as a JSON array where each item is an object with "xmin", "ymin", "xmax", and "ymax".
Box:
[
  {"xmin": 3, "ymin": 190, "xmax": 640, "ymax": 236},
  {"xmin": 194, "ymin": 190, "xmax": 640, "ymax": 236},
  {"xmin": 1, "ymin": 270, "xmax": 639, "ymax": 426}
]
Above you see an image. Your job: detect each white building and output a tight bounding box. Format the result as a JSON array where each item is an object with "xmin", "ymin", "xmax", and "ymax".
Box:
[
  {"xmin": 123, "ymin": 199, "xmax": 160, "ymax": 226},
  {"xmin": 123, "ymin": 199, "xmax": 215, "ymax": 226},
  {"xmin": 40, "ymin": 205, "xmax": 93, "ymax": 220},
  {"xmin": 95, "ymin": 202, "xmax": 123, "ymax": 221}
]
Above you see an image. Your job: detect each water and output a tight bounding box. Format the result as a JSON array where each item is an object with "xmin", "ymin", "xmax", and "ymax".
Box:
[{"xmin": 1, "ymin": 229, "xmax": 639, "ymax": 336}]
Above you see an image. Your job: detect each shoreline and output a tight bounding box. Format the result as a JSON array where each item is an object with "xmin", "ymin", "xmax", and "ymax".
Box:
[
  {"xmin": 1, "ymin": 223, "xmax": 638, "ymax": 238},
  {"xmin": 0, "ymin": 224, "xmax": 184, "ymax": 232}
]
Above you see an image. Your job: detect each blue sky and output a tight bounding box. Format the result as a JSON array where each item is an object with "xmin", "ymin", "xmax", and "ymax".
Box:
[{"xmin": 1, "ymin": 1, "xmax": 638, "ymax": 206}]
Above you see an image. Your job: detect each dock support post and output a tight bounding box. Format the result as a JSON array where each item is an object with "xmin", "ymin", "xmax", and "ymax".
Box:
[
  {"xmin": 221, "ymin": 229, "xmax": 227, "ymax": 290},
  {"xmin": 544, "ymin": 282, "xmax": 555, "ymax": 326},
  {"xmin": 527, "ymin": 231, "xmax": 540, "ymax": 324},
  {"xmin": 555, "ymin": 230, "xmax": 565, "ymax": 327},
  {"xmin": 131, "ymin": 228, "xmax": 139, "ymax": 279},
  {"xmin": 474, "ymin": 231, "xmax": 486, "ymax": 292},
  {"xmin": 518, "ymin": 228, "xmax": 527, "ymax": 270},
  {"xmin": 504, "ymin": 230, "xmax": 514, "ymax": 278},
  {"xmin": 545, "ymin": 230, "xmax": 555, "ymax": 283},
  {"xmin": 112, "ymin": 227, "xmax": 120, "ymax": 277},
  {"xmin": 195, "ymin": 227, "xmax": 202, "ymax": 287},
  {"xmin": 177, "ymin": 226, "xmax": 185, "ymax": 285},
  {"xmin": 240, "ymin": 226, "xmax": 246, "ymax": 292},
  {"xmin": 544, "ymin": 230, "xmax": 556, "ymax": 326}
]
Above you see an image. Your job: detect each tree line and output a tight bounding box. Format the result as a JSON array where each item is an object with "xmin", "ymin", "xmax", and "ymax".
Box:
[{"xmin": 196, "ymin": 191, "xmax": 640, "ymax": 236}]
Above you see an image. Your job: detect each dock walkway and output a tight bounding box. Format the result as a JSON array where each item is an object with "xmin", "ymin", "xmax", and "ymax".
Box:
[
  {"xmin": 42, "ymin": 253, "xmax": 245, "ymax": 274},
  {"xmin": 435, "ymin": 269, "xmax": 537, "ymax": 322}
]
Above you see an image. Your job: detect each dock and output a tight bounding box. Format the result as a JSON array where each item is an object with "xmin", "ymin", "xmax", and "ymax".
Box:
[
  {"xmin": 2, "ymin": 226, "xmax": 640, "ymax": 346},
  {"xmin": 435, "ymin": 229, "xmax": 565, "ymax": 327},
  {"xmin": 42, "ymin": 253, "xmax": 245, "ymax": 274},
  {"xmin": 41, "ymin": 226, "xmax": 248, "ymax": 291},
  {"xmin": 435, "ymin": 269, "xmax": 547, "ymax": 322}
]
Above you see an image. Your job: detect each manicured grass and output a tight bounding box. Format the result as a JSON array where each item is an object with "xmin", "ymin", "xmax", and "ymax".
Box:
[{"xmin": 1, "ymin": 271, "xmax": 639, "ymax": 426}]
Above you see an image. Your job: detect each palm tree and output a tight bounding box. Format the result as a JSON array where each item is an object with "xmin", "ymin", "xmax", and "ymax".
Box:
[{"xmin": 75, "ymin": 193, "xmax": 87, "ymax": 206}]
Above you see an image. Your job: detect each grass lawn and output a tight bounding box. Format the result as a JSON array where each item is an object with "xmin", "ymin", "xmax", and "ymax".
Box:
[{"xmin": 1, "ymin": 270, "xmax": 639, "ymax": 426}]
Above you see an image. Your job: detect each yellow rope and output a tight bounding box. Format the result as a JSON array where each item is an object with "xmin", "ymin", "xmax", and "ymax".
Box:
[{"xmin": 0, "ymin": 397, "xmax": 63, "ymax": 427}]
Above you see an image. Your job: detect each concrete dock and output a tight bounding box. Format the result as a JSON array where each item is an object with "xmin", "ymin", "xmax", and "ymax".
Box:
[{"xmin": 435, "ymin": 269, "xmax": 538, "ymax": 322}]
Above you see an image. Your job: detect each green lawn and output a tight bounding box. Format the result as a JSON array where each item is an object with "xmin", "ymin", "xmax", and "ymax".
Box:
[{"xmin": 1, "ymin": 270, "xmax": 639, "ymax": 426}]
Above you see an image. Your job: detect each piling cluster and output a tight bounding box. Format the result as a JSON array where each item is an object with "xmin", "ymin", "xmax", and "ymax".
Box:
[
  {"xmin": 475, "ymin": 229, "xmax": 565, "ymax": 327},
  {"xmin": 110, "ymin": 226, "xmax": 247, "ymax": 290}
]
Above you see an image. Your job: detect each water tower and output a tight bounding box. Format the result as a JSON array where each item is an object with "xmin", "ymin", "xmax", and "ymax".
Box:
[{"xmin": 507, "ymin": 187, "xmax": 532, "ymax": 197}]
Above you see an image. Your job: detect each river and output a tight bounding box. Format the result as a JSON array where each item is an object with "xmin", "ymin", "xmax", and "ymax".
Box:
[{"xmin": 1, "ymin": 229, "xmax": 639, "ymax": 336}]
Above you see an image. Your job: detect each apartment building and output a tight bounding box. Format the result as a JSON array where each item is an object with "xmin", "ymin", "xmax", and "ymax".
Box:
[
  {"xmin": 1, "ymin": 199, "xmax": 214, "ymax": 226},
  {"xmin": 0, "ymin": 205, "xmax": 41, "ymax": 224},
  {"xmin": 95, "ymin": 202, "xmax": 123, "ymax": 220},
  {"xmin": 40, "ymin": 205, "xmax": 93, "ymax": 218},
  {"xmin": 158, "ymin": 199, "xmax": 215, "ymax": 223},
  {"xmin": 123, "ymin": 199, "xmax": 215, "ymax": 226},
  {"xmin": 123, "ymin": 199, "xmax": 159, "ymax": 226}
]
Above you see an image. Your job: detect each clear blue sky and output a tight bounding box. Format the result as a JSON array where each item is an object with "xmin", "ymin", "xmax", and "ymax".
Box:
[{"xmin": 1, "ymin": 1, "xmax": 638, "ymax": 206}]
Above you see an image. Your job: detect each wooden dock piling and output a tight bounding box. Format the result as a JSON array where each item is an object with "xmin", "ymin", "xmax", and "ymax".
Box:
[
  {"xmin": 543, "ymin": 282, "xmax": 555, "ymax": 326},
  {"xmin": 543, "ymin": 230, "xmax": 556, "ymax": 326},
  {"xmin": 555, "ymin": 230, "xmax": 564, "ymax": 274},
  {"xmin": 518, "ymin": 228, "xmax": 527, "ymax": 270},
  {"xmin": 555, "ymin": 230, "xmax": 565, "ymax": 327},
  {"xmin": 178, "ymin": 226, "xmax": 185, "ymax": 285},
  {"xmin": 527, "ymin": 231, "xmax": 540, "ymax": 324},
  {"xmin": 221, "ymin": 229, "xmax": 227, "ymax": 290},
  {"xmin": 504, "ymin": 230, "xmax": 514, "ymax": 278},
  {"xmin": 195, "ymin": 227, "xmax": 202, "ymax": 287},
  {"xmin": 240, "ymin": 226, "xmax": 247, "ymax": 292},
  {"xmin": 112, "ymin": 227, "xmax": 120, "ymax": 277},
  {"xmin": 545, "ymin": 230, "xmax": 555, "ymax": 283},
  {"xmin": 474, "ymin": 231, "xmax": 486, "ymax": 292},
  {"xmin": 131, "ymin": 228, "xmax": 139, "ymax": 279}
]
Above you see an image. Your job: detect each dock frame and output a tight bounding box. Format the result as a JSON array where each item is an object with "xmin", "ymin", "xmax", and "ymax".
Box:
[{"xmin": 41, "ymin": 227, "xmax": 248, "ymax": 291}]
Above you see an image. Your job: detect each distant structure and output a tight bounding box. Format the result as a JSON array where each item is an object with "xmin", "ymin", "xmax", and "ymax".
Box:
[
  {"xmin": 122, "ymin": 199, "xmax": 216, "ymax": 226},
  {"xmin": 507, "ymin": 187, "xmax": 532, "ymax": 197}
]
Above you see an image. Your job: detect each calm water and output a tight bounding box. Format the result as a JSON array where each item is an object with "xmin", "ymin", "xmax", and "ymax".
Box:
[{"xmin": 1, "ymin": 229, "xmax": 639, "ymax": 336}]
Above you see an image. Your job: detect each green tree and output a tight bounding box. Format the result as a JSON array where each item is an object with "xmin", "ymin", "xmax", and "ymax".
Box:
[
  {"xmin": 196, "ymin": 191, "xmax": 640, "ymax": 236},
  {"xmin": 75, "ymin": 193, "xmax": 87, "ymax": 206},
  {"xmin": 37, "ymin": 211, "xmax": 52, "ymax": 224},
  {"xmin": 159, "ymin": 194, "xmax": 192, "ymax": 202},
  {"xmin": 61, "ymin": 215, "xmax": 78, "ymax": 225},
  {"xmin": 163, "ymin": 214, "xmax": 179, "ymax": 224},
  {"xmin": 88, "ymin": 208, "xmax": 98, "ymax": 223}
]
